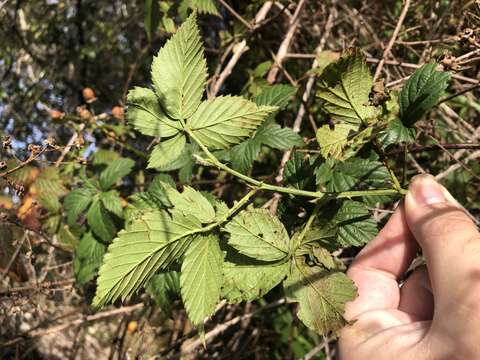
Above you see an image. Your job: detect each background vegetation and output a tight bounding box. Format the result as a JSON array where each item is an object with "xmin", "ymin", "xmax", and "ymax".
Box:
[{"xmin": 1, "ymin": 0, "xmax": 480, "ymax": 359}]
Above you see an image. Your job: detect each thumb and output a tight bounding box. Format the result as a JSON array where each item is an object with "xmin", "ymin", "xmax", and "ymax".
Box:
[{"xmin": 404, "ymin": 175, "xmax": 480, "ymax": 307}]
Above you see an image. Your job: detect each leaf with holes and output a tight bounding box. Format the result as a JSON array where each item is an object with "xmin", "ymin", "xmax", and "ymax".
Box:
[
  {"xmin": 317, "ymin": 50, "xmax": 377, "ymax": 124},
  {"xmin": 284, "ymin": 256, "xmax": 357, "ymax": 335},
  {"xmin": 222, "ymin": 256, "xmax": 288, "ymax": 303},
  {"xmin": 224, "ymin": 207, "xmax": 290, "ymax": 261}
]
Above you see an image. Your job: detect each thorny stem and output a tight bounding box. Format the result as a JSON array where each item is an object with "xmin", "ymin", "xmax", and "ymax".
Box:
[{"xmin": 187, "ymin": 130, "xmax": 407, "ymax": 200}]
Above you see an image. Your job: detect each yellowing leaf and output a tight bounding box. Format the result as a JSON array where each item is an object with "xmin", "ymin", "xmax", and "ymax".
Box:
[
  {"xmin": 222, "ymin": 258, "xmax": 288, "ymax": 303},
  {"xmin": 316, "ymin": 123, "xmax": 358, "ymax": 160},
  {"xmin": 151, "ymin": 12, "xmax": 208, "ymax": 120},
  {"xmin": 284, "ymin": 256, "xmax": 357, "ymax": 335},
  {"xmin": 317, "ymin": 50, "xmax": 377, "ymax": 125},
  {"xmin": 188, "ymin": 96, "xmax": 276, "ymax": 149}
]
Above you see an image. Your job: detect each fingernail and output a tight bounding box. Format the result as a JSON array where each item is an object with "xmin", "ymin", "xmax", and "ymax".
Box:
[{"xmin": 410, "ymin": 175, "xmax": 446, "ymax": 206}]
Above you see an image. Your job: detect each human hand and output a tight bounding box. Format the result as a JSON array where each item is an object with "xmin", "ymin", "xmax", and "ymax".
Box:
[{"xmin": 339, "ymin": 175, "xmax": 480, "ymax": 359}]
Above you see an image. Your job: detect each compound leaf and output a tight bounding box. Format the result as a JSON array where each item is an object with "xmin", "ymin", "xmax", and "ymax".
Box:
[
  {"xmin": 188, "ymin": 96, "xmax": 276, "ymax": 149},
  {"xmin": 180, "ymin": 234, "xmax": 223, "ymax": 327},
  {"xmin": 399, "ymin": 63, "xmax": 450, "ymax": 126},
  {"xmin": 317, "ymin": 50, "xmax": 376, "ymax": 124},
  {"xmin": 151, "ymin": 12, "xmax": 208, "ymax": 120},
  {"xmin": 284, "ymin": 256, "xmax": 357, "ymax": 335},
  {"xmin": 93, "ymin": 209, "xmax": 201, "ymax": 308},
  {"xmin": 224, "ymin": 207, "xmax": 289, "ymax": 262}
]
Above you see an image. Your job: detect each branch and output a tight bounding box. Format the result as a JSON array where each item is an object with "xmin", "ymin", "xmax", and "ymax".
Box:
[
  {"xmin": 266, "ymin": 0, "xmax": 307, "ymax": 84},
  {"xmin": 187, "ymin": 130, "xmax": 406, "ymax": 200},
  {"xmin": 54, "ymin": 123, "xmax": 85, "ymax": 167},
  {"xmin": 373, "ymin": 0, "xmax": 411, "ymax": 81},
  {"xmin": 1, "ymin": 303, "xmax": 144, "ymax": 348},
  {"xmin": 209, "ymin": 2, "xmax": 273, "ymax": 96}
]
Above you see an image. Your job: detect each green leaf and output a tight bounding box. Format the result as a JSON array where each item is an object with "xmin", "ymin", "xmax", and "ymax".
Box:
[
  {"xmin": 144, "ymin": 0, "xmax": 160, "ymax": 41},
  {"xmin": 65, "ymin": 189, "xmax": 93, "ymax": 226},
  {"xmin": 222, "ymin": 257, "xmax": 288, "ymax": 303},
  {"xmin": 284, "ymin": 152, "xmax": 314, "ymax": 190},
  {"xmin": 180, "ymin": 234, "xmax": 223, "ymax": 326},
  {"xmin": 187, "ymin": 0, "xmax": 219, "ymax": 15},
  {"xmin": 255, "ymin": 123, "xmax": 304, "ymax": 150},
  {"xmin": 316, "ymin": 123, "xmax": 359, "ymax": 160},
  {"xmin": 126, "ymin": 87, "xmax": 181, "ymax": 138},
  {"xmin": 74, "ymin": 232, "xmax": 107, "ymax": 285},
  {"xmin": 317, "ymin": 50, "xmax": 376, "ymax": 124},
  {"xmin": 254, "ymin": 84, "xmax": 297, "ymax": 109},
  {"xmin": 93, "ymin": 149, "xmax": 120, "ymax": 165},
  {"xmin": 284, "ymin": 256, "xmax": 357, "ymax": 335},
  {"xmin": 378, "ymin": 118, "xmax": 416, "ymax": 149},
  {"xmin": 148, "ymin": 133, "xmax": 187, "ymax": 169},
  {"xmin": 99, "ymin": 158, "xmax": 135, "ymax": 191},
  {"xmin": 333, "ymin": 200, "xmax": 378, "ymax": 247},
  {"xmin": 93, "ymin": 209, "xmax": 201, "ymax": 308},
  {"xmin": 230, "ymin": 138, "xmax": 262, "ymax": 174},
  {"xmin": 163, "ymin": 183, "xmax": 216, "ymax": 223},
  {"xmin": 399, "ymin": 62, "xmax": 450, "ymax": 126},
  {"xmin": 155, "ymin": 143, "xmax": 194, "ymax": 172},
  {"xmin": 151, "ymin": 12, "xmax": 208, "ymax": 120},
  {"xmin": 229, "ymin": 121, "xmax": 304, "ymax": 174},
  {"xmin": 310, "ymin": 51, "xmax": 340, "ymax": 76},
  {"xmin": 224, "ymin": 207, "xmax": 290, "ymax": 262},
  {"xmin": 188, "ymin": 95, "xmax": 276, "ymax": 149},
  {"xmin": 299, "ymin": 221, "xmax": 337, "ymax": 249},
  {"xmin": 37, "ymin": 192, "xmax": 61, "ymax": 213},
  {"xmin": 87, "ymin": 198, "xmax": 117, "ymax": 243},
  {"xmin": 100, "ymin": 190, "xmax": 124, "ymax": 218},
  {"xmin": 326, "ymin": 158, "xmax": 390, "ymax": 193},
  {"xmin": 146, "ymin": 271, "xmax": 180, "ymax": 314}
]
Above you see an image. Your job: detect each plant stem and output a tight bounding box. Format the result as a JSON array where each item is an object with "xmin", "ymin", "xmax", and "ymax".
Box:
[{"xmin": 187, "ymin": 130, "xmax": 407, "ymax": 199}]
